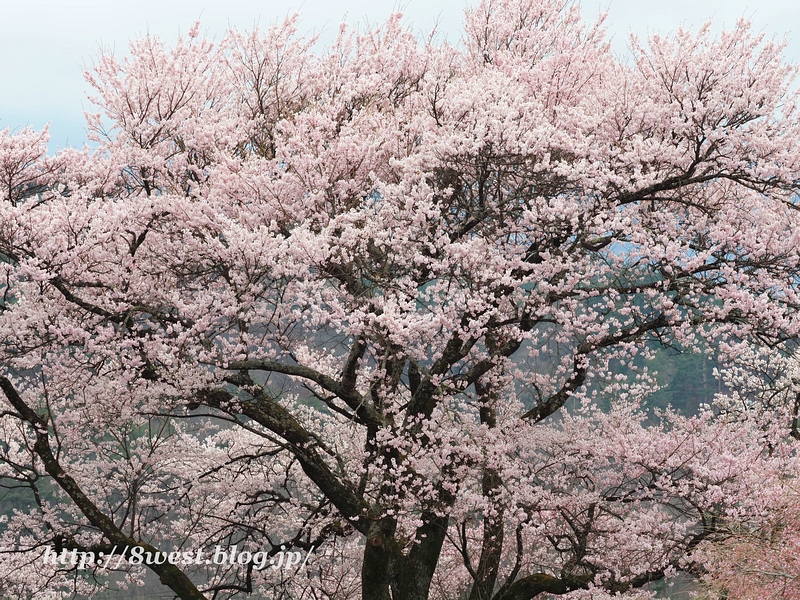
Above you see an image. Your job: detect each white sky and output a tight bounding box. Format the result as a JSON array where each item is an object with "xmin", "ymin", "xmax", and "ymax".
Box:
[{"xmin": 1, "ymin": 0, "xmax": 798, "ymax": 151}]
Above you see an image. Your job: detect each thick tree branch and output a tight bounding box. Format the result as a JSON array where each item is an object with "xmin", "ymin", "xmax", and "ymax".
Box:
[
  {"xmin": 0, "ymin": 377, "xmax": 206, "ymax": 600},
  {"xmin": 197, "ymin": 387, "xmax": 373, "ymax": 535},
  {"xmin": 227, "ymin": 358, "xmax": 382, "ymax": 427}
]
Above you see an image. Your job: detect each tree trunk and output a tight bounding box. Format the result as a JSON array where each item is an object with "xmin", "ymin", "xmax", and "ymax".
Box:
[
  {"xmin": 362, "ymin": 519, "xmax": 397, "ymax": 600},
  {"xmin": 469, "ymin": 381, "xmax": 504, "ymax": 600},
  {"xmin": 468, "ymin": 469, "xmax": 505, "ymax": 600},
  {"xmin": 361, "ymin": 512, "xmax": 450, "ymax": 600}
]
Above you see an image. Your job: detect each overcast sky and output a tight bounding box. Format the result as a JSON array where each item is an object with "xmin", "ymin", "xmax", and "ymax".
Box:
[{"xmin": 1, "ymin": 0, "xmax": 798, "ymax": 151}]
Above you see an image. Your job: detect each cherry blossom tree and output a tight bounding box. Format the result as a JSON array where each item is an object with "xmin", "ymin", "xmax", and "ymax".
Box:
[
  {"xmin": 2, "ymin": 1, "xmax": 800, "ymax": 599},
  {"xmin": 695, "ymin": 475, "xmax": 800, "ymax": 599},
  {"xmin": 686, "ymin": 344, "xmax": 800, "ymax": 599}
]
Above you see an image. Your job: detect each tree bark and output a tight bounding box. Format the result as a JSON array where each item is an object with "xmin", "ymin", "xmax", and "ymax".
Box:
[
  {"xmin": 468, "ymin": 383, "xmax": 504, "ymax": 600},
  {"xmin": 467, "ymin": 470, "xmax": 504, "ymax": 600},
  {"xmin": 390, "ymin": 513, "xmax": 450, "ymax": 600},
  {"xmin": 362, "ymin": 519, "xmax": 397, "ymax": 600},
  {"xmin": 495, "ymin": 573, "xmax": 591, "ymax": 600}
]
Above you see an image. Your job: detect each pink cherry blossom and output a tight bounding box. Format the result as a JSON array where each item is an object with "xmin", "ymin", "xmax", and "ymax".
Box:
[{"xmin": 2, "ymin": 1, "xmax": 800, "ymax": 599}]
